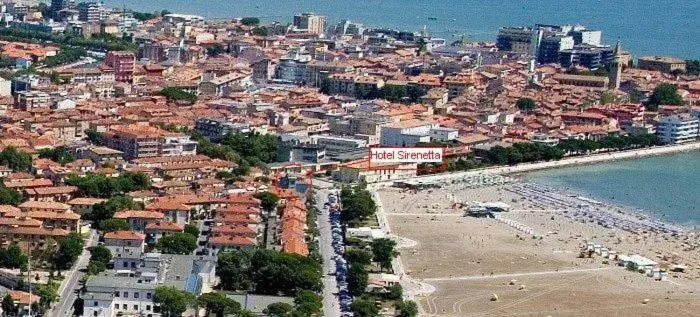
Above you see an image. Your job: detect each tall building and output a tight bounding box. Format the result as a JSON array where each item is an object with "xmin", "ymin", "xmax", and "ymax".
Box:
[
  {"xmin": 101, "ymin": 124, "xmax": 198, "ymax": 160},
  {"xmin": 78, "ymin": 1, "xmax": 103, "ymax": 23},
  {"xmin": 496, "ymin": 27, "xmax": 532, "ymax": 53},
  {"xmin": 537, "ymin": 35, "xmax": 575, "ymax": 64},
  {"xmin": 558, "ymin": 45, "xmax": 614, "ymax": 70},
  {"xmin": 104, "ymin": 51, "xmax": 135, "ymax": 82},
  {"xmin": 293, "ymin": 12, "xmax": 326, "ymax": 35},
  {"xmin": 608, "ymin": 40, "xmax": 622, "ymax": 90},
  {"xmin": 656, "ymin": 114, "xmax": 699, "ymax": 144}
]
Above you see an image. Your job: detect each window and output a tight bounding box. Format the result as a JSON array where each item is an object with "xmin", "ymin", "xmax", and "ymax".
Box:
[
  {"xmin": 115, "ymin": 292, "xmax": 120, "ymax": 297},
  {"xmin": 146, "ymin": 293, "xmax": 151, "ymax": 299},
  {"xmin": 123, "ymin": 262, "xmax": 128, "ymax": 268},
  {"xmin": 134, "ymin": 305, "xmax": 138, "ymax": 310},
  {"xmin": 123, "ymin": 292, "xmax": 128, "ymax": 298},
  {"xmin": 94, "ymin": 312, "xmax": 98, "ymax": 317},
  {"xmin": 146, "ymin": 305, "xmax": 151, "ymax": 311},
  {"xmin": 114, "ymin": 304, "xmax": 119, "ymax": 309},
  {"xmin": 122, "ymin": 304, "xmax": 127, "ymax": 309},
  {"xmin": 93, "ymin": 301, "xmax": 98, "ymax": 306},
  {"xmin": 134, "ymin": 292, "xmax": 139, "ymax": 299}
]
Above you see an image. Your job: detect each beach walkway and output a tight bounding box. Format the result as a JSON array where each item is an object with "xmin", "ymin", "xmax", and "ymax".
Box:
[{"xmin": 423, "ymin": 267, "xmax": 613, "ymax": 282}]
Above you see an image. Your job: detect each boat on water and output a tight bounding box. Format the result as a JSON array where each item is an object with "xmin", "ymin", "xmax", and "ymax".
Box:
[{"xmin": 427, "ymin": 17, "xmax": 437, "ymax": 20}]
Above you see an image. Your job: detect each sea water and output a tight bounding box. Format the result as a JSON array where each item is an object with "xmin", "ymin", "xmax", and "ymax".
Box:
[
  {"xmin": 524, "ymin": 150, "xmax": 700, "ymax": 227},
  {"xmin": 104, "ymin": 0, "xmax": 699, "ymax": 58}
]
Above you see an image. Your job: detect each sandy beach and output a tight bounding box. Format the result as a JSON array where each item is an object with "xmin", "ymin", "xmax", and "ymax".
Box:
[{"xmin": 376, "ymin": 176, "xmax": 700, "ymax": 316}]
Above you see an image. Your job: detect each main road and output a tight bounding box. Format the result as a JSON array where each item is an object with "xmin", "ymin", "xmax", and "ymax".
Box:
[
  {"xmin": 51, "ymin": 229, "xmax": 98, "ymax": 316},
  {"xmin": 314, "ymin": 185, "xmax": 341, "ymax": 317}
]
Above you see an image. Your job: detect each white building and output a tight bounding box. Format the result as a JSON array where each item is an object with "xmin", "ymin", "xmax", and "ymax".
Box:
[
  {"xmin": 656, "ymin": 114, "xmax": 699, "ymax": 144},
  {"xmin": 161, "ymin": 134, "xmax": 198, "ymax": 156},
  {"xmin": 379, "ymin": 120, "xmax": 457, "ymax": 146},
  {"xmin": 82, "ymin": 253, "xmax": 216, "ymax": 317},
  {"xmin": 311, "ymin": 135, "xmax": 368, "ymax": 153}
]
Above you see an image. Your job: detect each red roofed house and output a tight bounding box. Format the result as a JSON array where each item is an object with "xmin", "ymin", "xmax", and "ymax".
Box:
[
  {"xmin": 208, "ymin": 235, "xmax": 256, "ymax": 254},
  {"xmin": 4, "ymin": 290, "xmax": 39, "ymax": 316},
  {"xmin": 146, "ymin": 201, "xmax": 191, "ymax": 225},
  {"xmin": 104, "ymin": 230, "xmax": 145, "ymax": 258},
  {"xmin": 113, "ymin": 210, "xmax": 165, "ymax": 231},
  {"xmin": 16, "ymin": 201, "xmax": 81, "ymax": 231},
  {"xmin": 144, "ymin": 221, "xmax": 184, "ymax": 244}
]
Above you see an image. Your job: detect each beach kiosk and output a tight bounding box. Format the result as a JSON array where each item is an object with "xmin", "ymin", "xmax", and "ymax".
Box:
[{"xmin": 618, "ymin": 254, "xmax": 657, "ymax": 272}]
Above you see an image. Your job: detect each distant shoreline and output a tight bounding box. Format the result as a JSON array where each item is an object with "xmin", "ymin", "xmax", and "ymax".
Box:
[
  {"xmin": 496, "ymin": 141, "xmax": 700, "ymax": 176},
  {"xmin": 378, "ymin": 141, "xmax": 700, "ymax": 186}
]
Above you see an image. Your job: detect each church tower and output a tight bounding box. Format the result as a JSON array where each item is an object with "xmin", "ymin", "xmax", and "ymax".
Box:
[{"xmin": 608, "ymin": 40, "xmax": 622, "ymax": 90}]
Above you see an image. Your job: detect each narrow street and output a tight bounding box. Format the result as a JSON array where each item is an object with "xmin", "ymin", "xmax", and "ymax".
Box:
[
  {"xmin": 51, "ymin": 229, "xmax": 98, "ymax": 316},
  {"xmin": 314, "ymin": 187, "xmax": 342, "ymax": 317}
]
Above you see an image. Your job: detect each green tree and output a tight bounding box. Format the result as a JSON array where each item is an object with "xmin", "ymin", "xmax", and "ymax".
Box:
[
  {"xmin": 155, "ymin": 232, "xmax": 197, "ymax": 255},
  {"xmin": 240, "ymin": 17, "xmax": 261, "ymax": 25},
  {"xmin": 197, "ymin": 292, "xmax": 241, "ymax": 317},
  {"xmin": 646, "ymin": 83, "xmax": 683, "ymax": 111},
  {"xmin": 132, "ymin": 11, "xmax": 157, "ymax": 21},
  {"xmin": 89, "ymin": 245, "xmax": 112, "ymax": 264},
  {"xmin": 159, "ymin": 87, "xmax": 197, "ymax": 104},
  {"xmin": 395, "ymin": 300, "xmax": 418, "ymax": 317},
  {"xmin": 154, "ymin": 286, "xmax": 195, "ymax": 317},
  {"xmin": 216, "ymin": 249, "xmax": 322, "ymax": 296},
  {"xmin": 89, "ymin": 196, "xmax": 142, "ymax": 224},
  {"xmin": 53, "ymin": 232, "xmax": 85, "ymax": 270},
  {"xmin": 38, "ymin": 146, "xmax": 75, "ymax": 164},
  {"xmin": 340, "ymin": 187, "xmax": 377, "ymax": 225},
  {"xmin": 371, "ymin": 238, "xmax": 398, "ymax": 271},
  {"xmin": 216, "ymin": 250, "xmax": 253, "ymax": 291},
  {"xmin": 386, "ymin": 283, "xmax": 403, "ymax": 300},
  {"xmin": 0, "ymin": 147, "xmax": 32, "ymax": 172},
  {"xmin": 515, "ymin": 97, "xmax": 537, "ymax": 112},
  {"xmin": 686, "ymin": 60, "xmax": 700, "ymax": 75},
  {"xmin": 600, "ymin": 91, "xmax": 617, "ymax": 105},
  {"xmin": 254, "ymin": 191, "xmax": 280, "ymax": 212},
  {"xmin": 252, "ymin": 26, "xmax": 269, "ymax": 36},
  {"xmin": 238, "ymin": 310, "xmax": 256, "ymax": 317},
  {"xmin": 347, "ymin": 263, "xmax": 368, "ymax": 296},
  {"xmin": 294, "ymin": 290, "xmax": 322, "ymax": 316},
  {"xmin": 346, "ymin": 249, "xmax": 372, "ymax": 266},
  {"xmin": 0, "ymin": 186, "xmax": 23, "ymax": 206},
  {"xmin": 85, "ymin": 128, "xmax": 101, "ymax": 144},
  {"xmin": 98, "ymin": 218, "xmax": 130, "ymax": 232},
  {"xmin": 86, "ymin": 260, "xmax": 106, "ymax": 275},
  {"xmin": 36, "ymin": 284, "xmax": 58, "ymax": 309},
  {"xmin": 351, "ymin": 298, "xmax": 379, "ymax": 317},
  {"xmin": 266, "ymin": 302, "xmax": 293, "ymax": 317},
  {"xmin": 184, "ymin": 224, "xmax": 200, "ymax": 237},
  {"xmin": 41, "ymin": 46, "xmax": 87, "ymax": 67},
  {"xmin": 2, "ymin": 293, "xmax": 16, "ymax": 316},
  {"xmin": 0, "ymin": 244, "xmax": 29, "ymax": 272}
]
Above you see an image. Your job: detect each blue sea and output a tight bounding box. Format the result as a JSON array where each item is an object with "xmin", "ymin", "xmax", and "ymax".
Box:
[
  {"xmin": 104, "ymin": 0, "xmax": 699, "ymax": 58},
  {"xmin": 524, "ymin": 150, "xmax": 700, "ymax": 228}
]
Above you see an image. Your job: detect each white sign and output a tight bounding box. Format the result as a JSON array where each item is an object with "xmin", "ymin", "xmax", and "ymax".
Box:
[{"xmin": 369, "ymin": 147, "xmax": 443, "ymax": 163}]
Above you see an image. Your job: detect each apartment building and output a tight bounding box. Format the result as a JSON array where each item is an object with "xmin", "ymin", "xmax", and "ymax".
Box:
[
  {"xmin": 104, "ymin": 51, "xmax": 135, "ymax": 82},
  {"xmin": 293, "ymin": 12, "xmax": 326, "ymax": 35},
  {"xmin": 82, "ymin": 253, "xmax": 216, "ymax": 317},
  {"xmin": 656, "ymin": 114, "xmax": 699, "ymax": 144},
  {"xmin": 102, "ymin": 124, "xmax": 197, "ymax": 160},
  {"xmin": 638, "ymin": 56, "xmax": 686, "ymax": 73},
  {"xmin": 195, "ymin": 117, "xmax": 251, "ymax": 142},
  {"xmin": 379, "ymin": 119, "xmax": 457, "ymax": 146}
]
